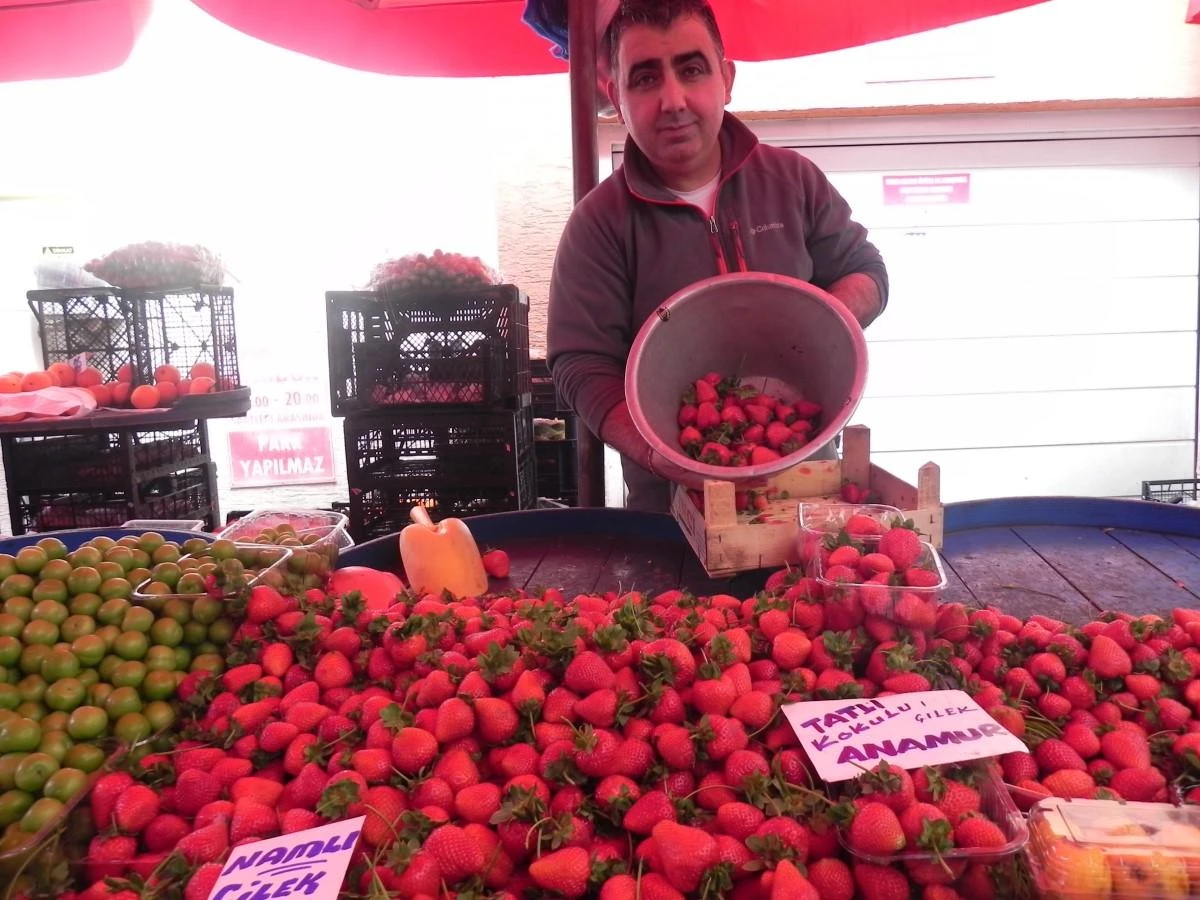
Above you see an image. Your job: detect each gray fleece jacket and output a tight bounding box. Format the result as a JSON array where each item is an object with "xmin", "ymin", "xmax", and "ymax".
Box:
[{"xmin": 547, "ymin": 112, "xmax": 888, "ymax": 512}]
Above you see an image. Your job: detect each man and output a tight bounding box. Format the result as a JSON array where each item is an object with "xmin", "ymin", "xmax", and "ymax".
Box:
[{"xmin": 547, "ymin": 0, "xmax": 888, "ymax": 513}]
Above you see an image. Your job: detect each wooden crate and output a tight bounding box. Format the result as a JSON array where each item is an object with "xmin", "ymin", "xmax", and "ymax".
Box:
[{"xmin": 671, "ymin": 425, "xmax": 943, "ymax": 579}]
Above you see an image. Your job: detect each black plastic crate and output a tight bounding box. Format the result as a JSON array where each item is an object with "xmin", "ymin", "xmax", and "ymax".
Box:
[
  {"xmin": 1, "ymin": 423, "xmax": 209, "ymax": 493},
  {"xmin": 28, "ymin": 285, "xmax": 240, "ymax": 387},
  {"xmin": 11, "ymin": 463, "xmax": 218, "ymax": 535},
  {"xmin": 326, "ymin": 285, "xmax": 530, "ymax": 415},
  {"xmin": 343, "ymin": 405, "xmax": 533, "ymax": 487},
  {"xmin": 531, "ymin": 357, "xmax": 572, "ymax": 420},
  {"xmin": 342, "ymin": 406, "xmax": 536, "ymax": 542},
  {"xmin": 1142, "ymin": 478, "xmax": 1200, "ymax": 504},
  {"xmin": 535, "ymin": 439, "xmax": 579, "ymax": 507}
]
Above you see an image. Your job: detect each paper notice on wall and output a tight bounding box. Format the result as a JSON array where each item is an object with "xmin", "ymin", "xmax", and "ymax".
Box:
[{"xmin": 883, "ymin": 173, "xmax": 970, "ymax": 206}]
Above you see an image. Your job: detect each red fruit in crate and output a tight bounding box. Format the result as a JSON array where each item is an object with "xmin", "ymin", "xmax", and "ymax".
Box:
[{"xmin": 879, "ymin": 526, "xmax": 922, "ymax": 569}]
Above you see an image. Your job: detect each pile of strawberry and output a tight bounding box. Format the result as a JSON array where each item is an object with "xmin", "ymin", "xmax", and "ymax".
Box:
[
  {"xmin": 368, "ymin": 250, "xmax": 499, "ymax": 295},
  {"xmin": 30, "ymin": 516, "xmax": 1200, "ymax": 900},
  {"xmin": 677, "ymin": 373, "xmax": 821, "ymax": 468}
]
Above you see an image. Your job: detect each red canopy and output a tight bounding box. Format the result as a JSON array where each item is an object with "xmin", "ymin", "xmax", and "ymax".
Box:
[
  {"xmin": 187, "ymin": 0, "xmax": 1054, "ymax": 78},
  {"xmin": 0, "ymin": 0, "xmax": 152, "ymax": 82}
]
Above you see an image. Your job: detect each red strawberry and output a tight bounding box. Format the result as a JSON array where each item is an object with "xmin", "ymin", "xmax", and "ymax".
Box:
[
  {"xmin": 286, "ymin": 701, "xmax": 332, "ymax": 732},
  {"xmin": 1061, "ymin": 723, "xmax": 1101, "ymax": 760},
  {"xmin": 1088, "ymin": 635, "xmax": 1132, "ymax": 679},
  {"xmin": 898, "ymin": 803, "xmax": 948, "ymax": 848},
  {"xmin": 772, "ymin": 859, "xmax": 820, "ymax": 900},
  {"xmin": 230, "ymin": 798, "xmax": 278, "ymax": 844},
  {"xmin": 392, "ymin": 727, "xmax": 439, "ymax": 774},
  {"xmin": 455, "ymin": 782, "xmax": 503, "ymax": 824},
  {"xmin": 475, "ymin": 696, "xmax": 519, "ymax": 743},
  {"xmin": 854, "ymin": 862, "xmax": 912, "ymax": 900},
  {"xmin": 1035, "ymin": 738, "xmax": 1087, "ymax": 773},
  {"xmin": 143, "ymin": 814, "xmax": 191, "ymax": 854},
  {"xmin": 424, "ymin": 824, "xmax": 486, "ymax": 884},
  {"xmin": 860, "ymin": 762, "xmax": 916, "ymax": 812},
  {"xmin": 1101, "ymin": 729, "xmax": 1151, "ymax": 769},
  {"xmin": 259, "ymin": 720, "xmax": 300, "ymax": 754},
  {"xmin": 1110, "ymin": 766, "xmax": 1166, "ymax": 802},
  {"xmin": 771, "ymin": 629, "xmax": 812, "ymax": 670},
  {"xmin": 113, "ymin": 787, "xmax": 160, "ymax": 835},
  {"xmin": 482, "ymin": 549, "xmax": 510, "ymax": 578},
  {"xmin": 847, "ymin": 801, "xmax": 906, "ymax": 856},
  {"xmin": 652, "ymin": 822, "xmax": 719, "ymax": 892},
  {"xmin": 91, "ymin": 772, "xmax": 134, "ymax": 830},
  {"xmin": 564, "ymin": 650, "xmax": 616, "ymax": 694},
  {"xmin": 932, "ymin": 780, "xmax": 982, "ymax": 825},
  {"xmin": 86, "ymin": 833, "xmax": 138, "ymax": 882},
  {"xmin": 395, "ymin": 851, "xmax": 442, "ymax": 897},
  {"xmin": 624, "ymin": 790, "xmax": 676, "ymax": 835},
  {"xmin": 221, "ymin": 663, "xmax": 263, "ymax": 695},
  {"xmin": 879, "ymin": 526, "xmax": 922, "ymax": 569},
  {"xmin": 806, "ymin": 857, "xmax": 854, "ymax": 900},
  {"xmin": 1041, "ymin": 770, "xmax": 1095, "ymax": 799},
  {"xmin": 361, "ymin": 785, "xmax": 406, "ymax": 848},
  {"xmin": 260, "ymin": 643, "xmax": 294, "ymax": 678},
  {"xmin": 184, "ymin": 864, "xmax": 222, "ymax": 900},
  {"xmin": 246, "ymin": 585, "xmax": 288, "ymax": 623},
  {"xmin": 281, "ymin": 808, "xmax": 323, "ymax": 833},
  {"xmin": 434, "ymin": 697, "xmax": 475, "ymax": 744},
  {"xmin": 954, "ymin": 815, "xmax": 1007, "ymax": 848},
  {"xmin": 314, "ymin": 651, "xmax": 354, "ymax": 689},
  {"xmin": 211, "ymin": 757, "xmax": 254, "ymax": 789},
  {"xmin": 729, "ymin": 691, "xmax": 775, "ymax": 730},
  {"xmin": 528, "ymin": 846, "xmax": 590, "ymax": 898},
  {"xmin": 176, "ymin": 821, "xmax": 230, "ymax": 864}
]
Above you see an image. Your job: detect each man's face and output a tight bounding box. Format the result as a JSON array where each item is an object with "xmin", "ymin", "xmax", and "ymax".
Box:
[{"xmin": 607, "ymin": 15, "xmax": 735, "ymax": 192}]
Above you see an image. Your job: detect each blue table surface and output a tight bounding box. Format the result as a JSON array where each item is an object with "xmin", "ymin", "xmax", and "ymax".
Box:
[{"xmin": 335, "ymin": 498, "xmax": 1200, "ymax": 624}]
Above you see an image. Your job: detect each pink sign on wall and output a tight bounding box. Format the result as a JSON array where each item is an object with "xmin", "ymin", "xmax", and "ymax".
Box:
[{"xmin": 883, "ymin": 173, "xmax": 971, "ymax": 206}]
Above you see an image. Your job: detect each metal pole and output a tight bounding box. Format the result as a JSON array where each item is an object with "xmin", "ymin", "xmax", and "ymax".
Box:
[{"xmin": 566, "ymin": 0, "xmax": 607, "ymax": 508}]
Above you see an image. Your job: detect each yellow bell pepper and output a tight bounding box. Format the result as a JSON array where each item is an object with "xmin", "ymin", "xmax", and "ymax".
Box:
[{"xmin": 398, "ymin": 505, "xmax": 489, "ymax": 598}]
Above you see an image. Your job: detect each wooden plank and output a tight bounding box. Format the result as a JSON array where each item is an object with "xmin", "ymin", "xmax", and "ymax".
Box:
[
  {"xmin": 521, "ymin": 535, "xmax": 611, "ymax": 599},
  {"xmin": 1104, "ymin": 529, "xmax": 1200, "ymax": 603},
  {"xmin": 593, "ymin": 538, "xmax": 685, "ymax": 597},
  {"xmin": 1012, "ymin": 525, "xmax": 1191, "ymax": 617},
  {"xmin": 939, "ymin": 555, "xmax": 978, "ymax": 607},
  {"xmin": 495, "ymin": 539, "xmax": 550, "ymax": 592},
  {"xmin": 940, "ymin": 527, "xmax": 1096, "ymax": 624}
]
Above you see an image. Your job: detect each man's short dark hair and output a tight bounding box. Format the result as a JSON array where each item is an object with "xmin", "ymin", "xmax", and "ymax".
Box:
[{"xmin": 605, "ymin": 0, "xmax": 726, "ymax": 77}]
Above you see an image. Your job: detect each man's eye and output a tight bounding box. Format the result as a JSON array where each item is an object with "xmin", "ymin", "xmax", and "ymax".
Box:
[
  {"xmin": 632, "ymin": 74, "xmax": 657, "ymax": 89},
  {"xmin": 681, "ymin": 64, "xmax": 705, "ymax": 78}
]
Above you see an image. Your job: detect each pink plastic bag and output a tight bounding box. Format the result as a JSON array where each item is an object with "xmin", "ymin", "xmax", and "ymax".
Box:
[{"xmin": 0, "ymin": 387, "xmax": 97, "ymax": 423}]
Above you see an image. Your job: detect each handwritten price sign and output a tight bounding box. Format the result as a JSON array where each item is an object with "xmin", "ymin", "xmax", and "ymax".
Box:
[
  {"xmin": 206, "ymin": 817, "xmax": 364, "ymax": 900},
  {"xmin": 781, "ymin": 689, "xmax": 1027, "ymax": 783}
]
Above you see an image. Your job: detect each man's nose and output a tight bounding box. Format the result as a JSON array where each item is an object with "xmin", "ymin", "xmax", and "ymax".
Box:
[{"xmin": 659, "ymin": 72, "xmax": 686, "ymax": 111}]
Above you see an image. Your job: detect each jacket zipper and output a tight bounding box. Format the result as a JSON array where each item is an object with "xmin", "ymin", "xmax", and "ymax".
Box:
[{"xmin": 708, "ymin": 215, "xmax": 730, "ymax": 274}]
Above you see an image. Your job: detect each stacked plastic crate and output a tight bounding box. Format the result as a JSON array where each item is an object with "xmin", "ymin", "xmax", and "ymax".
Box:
[
  {"xmin": 530, "ymin": 359, "xmax": 578, "ymax": 507},
  {"xmin": 326, "ymin": 285, "xmax": 537, "ymax": 542},
  {"xmin": 4, "ymin": 285, "xmax": 241, "ymax": 533}
]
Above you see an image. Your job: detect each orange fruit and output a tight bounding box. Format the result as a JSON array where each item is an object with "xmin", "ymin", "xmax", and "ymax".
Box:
[
  {"xmin": 116, "ymin": 363, "xmax": 134, "ymax": 384},
  {"xmin": 190, "ymin": 362, "xmax": 216, "ymax": 381},
  {"xmin": 188, "ymin": 376, "xmax": 215, "ymax": 395},
  {"xmin": 0, "ymin": 374, "xmax": 20, "ymax": 394},
  {"xmin": 47, "ymin": 363, "xmax": 76, "ymax": 387},
  {"xmin": 156, "ymin": 381, "xmax": 179, "ymax": 405},
  {"xmin": 154, "ymin": 364, "xmax": 181, "ymax": 384},
  {"xmin": 20, "ymin": 371, "xmax": 53, "ymax": 392},
  {"xmin": 76, "ymin": 367, "xmax": 103, "ymax": 388},
  {"xmin": 177, "ymin": 379, "xmax": 192, "ymax": 396},
  {"xmin": 129, "ymin": 385, "xmax": 160, "ymax": 410},
  {"xmin": 87, "ymin": 384, "xmax": 113, "ymax": 407},
  {"xmin": 111, "ymin": 382, "xmax": 132, "ymax": 407}
]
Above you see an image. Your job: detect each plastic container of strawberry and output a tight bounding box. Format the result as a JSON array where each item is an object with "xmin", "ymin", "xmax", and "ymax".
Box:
[
  {"xmin": 130, "ymin": 541, "xmax": 292, "ymax": 609},
  {"xmin": 809, "ymin": 538, "xmax": 948, "ymax": 633},
  {"xmin": 796, "ymin": 501, "xmax": 906, "ymax": 566},
  {"xmin": 1025, "ymin": 797, "xmax": 1200, "ymax": 899},
  {"xmin": 835, "ymin": 760, "xmax": 1030, "ymax": 889},
  {"xmin": 0, "ymin": 738, "xmax": 134, "ymax": 899}
]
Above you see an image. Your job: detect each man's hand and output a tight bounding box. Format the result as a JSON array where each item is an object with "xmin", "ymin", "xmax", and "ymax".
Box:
[{"xmin": 827, "ymin": 272, "xmax": 883, "ymax": 329}]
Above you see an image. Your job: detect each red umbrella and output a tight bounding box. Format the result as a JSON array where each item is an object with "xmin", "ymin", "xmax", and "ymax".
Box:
[
  {"xmin": 186, "ymin": 0, "xmax": 1055, "ymax": 77},
  {"xmin": 0, "ymin": 0, "xmax": 152, "ymax": 82}
]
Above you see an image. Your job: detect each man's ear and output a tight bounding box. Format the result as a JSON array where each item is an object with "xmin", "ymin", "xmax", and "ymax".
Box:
[
  {"xmin": 605, "ymin": 78, "xmax": 623, "ymax": 123},
  {"xmin": 723, "ymin": 59, "xmax": 736, "ymax": 105}
]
